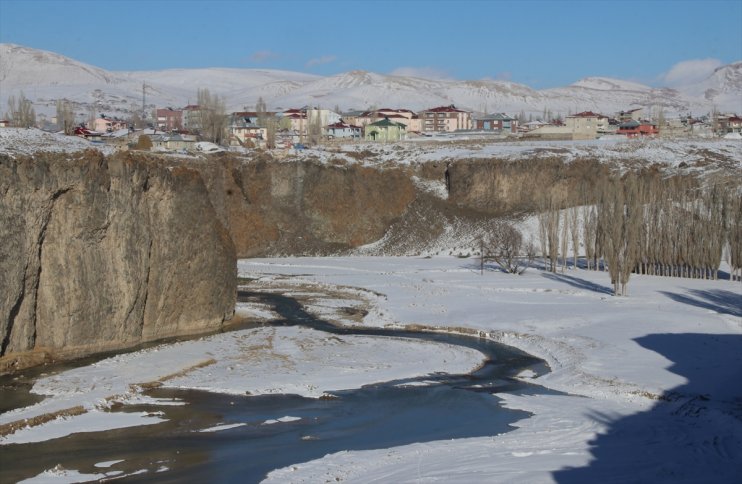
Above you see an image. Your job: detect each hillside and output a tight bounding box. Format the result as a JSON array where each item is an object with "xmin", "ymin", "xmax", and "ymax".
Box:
[{"xmin": 0, "ymin": 43, "xmax": 740, "ymax": 121}]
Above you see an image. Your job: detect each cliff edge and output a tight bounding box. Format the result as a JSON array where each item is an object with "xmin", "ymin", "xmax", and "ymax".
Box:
[{"xmin": 0, "ymin": 150, "xmax": 236, "ymax": 373}]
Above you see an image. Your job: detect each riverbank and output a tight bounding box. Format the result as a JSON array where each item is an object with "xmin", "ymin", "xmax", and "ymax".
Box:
[
  {"xmin": 237, "ymin": 256, "xmax": 742, "ymax": 483},
  {"xmin": 1, "ymin": 256, "xmax": 740, "ymax": 482}
]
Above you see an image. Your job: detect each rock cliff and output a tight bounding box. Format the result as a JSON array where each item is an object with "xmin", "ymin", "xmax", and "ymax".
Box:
[
  {"xmin": 0, "ymin": 150, "xmax": 236, "ymax": 373},
  {"xmin": 189, "ymin": 156, "xmax": 417, "ymax": 257}
]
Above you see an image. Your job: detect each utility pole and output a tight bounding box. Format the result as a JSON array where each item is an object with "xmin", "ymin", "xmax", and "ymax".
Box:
[{"xmin": 142, "ymin": 82, "xmax": 147, "ymax": 122}]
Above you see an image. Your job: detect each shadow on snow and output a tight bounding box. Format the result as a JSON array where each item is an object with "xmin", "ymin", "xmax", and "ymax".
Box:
[
  {"xmin": 553, "ymin": 333, "xmax": 742, "ymax": 483},
  {"xmin": 660, "ymin": 288, "xmax": 742, "ymax": 318},
  {"xmin": 540, "ymin": 272, "xmax": 614, "ymax": 296}
]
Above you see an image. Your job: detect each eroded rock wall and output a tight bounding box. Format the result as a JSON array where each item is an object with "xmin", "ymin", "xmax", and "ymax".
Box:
[
  {"xmin": 191, "ymin": 157, "xmax": 417, "ymax": 257},
  {"xmin": 447, "ymin": 157, "xmax": 610, "ymax": 214},
  {"xmin": 0, "ymin": 151, "xmax": 236, "ymax": 372}
]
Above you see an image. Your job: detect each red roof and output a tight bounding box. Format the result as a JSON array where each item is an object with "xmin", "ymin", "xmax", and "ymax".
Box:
[
  {"xmin": 424, "ymin": 105, "xmax": 467, "ymax": 113},
  {"xmin": 569, "ymin": 111, "xmax": 607, "ymax": 118},
  {"xmin": 727, "ymin": 116, "xmax": 742, "ymax": 123},
  {"xmin": 327, "ymin": 122, "xmax": 361, "ymax": 129}
]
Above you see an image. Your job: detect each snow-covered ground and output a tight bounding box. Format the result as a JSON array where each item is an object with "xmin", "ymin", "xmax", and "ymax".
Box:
[
  {"xmin": 2, "ymin": 127, "xmax": 739, "ymax": 180},
  {"xmin": 234, "ymin": 257, "xmax": 741, "ymax": 483},
  {"xmin": 0, "ymin": 128, "xmax": 115, "ymax": 157},
  {"xmin": 2, "ymin": 256, "xmax": 740, "ymax": 482},
  {"xmin": 0, "ymin": 326, "xmax": 483, "ymax": 444}
]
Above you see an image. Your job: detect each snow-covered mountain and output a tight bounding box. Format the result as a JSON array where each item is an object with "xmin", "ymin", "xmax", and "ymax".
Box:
[
  {"xmin": 1, "ymin": 43, "xmax": 739, "ymax": 120},
  {"xmin": 674, "ymin": 62, "xmax": 742, "ymax": 109}
]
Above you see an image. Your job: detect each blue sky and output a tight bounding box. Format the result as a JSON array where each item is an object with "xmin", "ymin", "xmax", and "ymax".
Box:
[{"xmin": 1, "ymin": 0, "xmax": 740, "ymax": 88}]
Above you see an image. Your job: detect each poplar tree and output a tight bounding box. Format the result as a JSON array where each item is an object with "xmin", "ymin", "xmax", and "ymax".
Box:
[
  {"xmin": 598, "ymin": 175, "xmax": 641, "ymax": 296},
  {"xmin": 196, "ymin": 88, "xmax": 227, "ymax": 144},
  {"xmin": 5, "ymin": 91, "xmax": 36, "ymax": 128},
  {"xmin": 55, "ymin": 99, "xmax": 76, "ymax": 134}
]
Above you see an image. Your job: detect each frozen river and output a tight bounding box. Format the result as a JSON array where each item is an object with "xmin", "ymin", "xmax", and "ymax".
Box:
[{"xmin": 0, "ymin": 289, "xmax": 548, "ymax": 483}]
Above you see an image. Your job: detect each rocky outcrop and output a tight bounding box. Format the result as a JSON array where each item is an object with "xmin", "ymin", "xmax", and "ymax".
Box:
[
  {"xmin": 190, "ymin": 157, "xmax": 417, "ymax": 257},
  {"xmin": 0, "ymin": 150, "xmax": 236, "ymax": 373},
  {"xmin": 447, "ymin": 157, "xmax": 610, "ymax": 214}
]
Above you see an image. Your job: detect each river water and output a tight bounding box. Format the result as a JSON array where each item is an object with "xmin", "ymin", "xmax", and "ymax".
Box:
[{"xmin": 0, "ymin": 290, "xmax": 550, "ymax": 483}]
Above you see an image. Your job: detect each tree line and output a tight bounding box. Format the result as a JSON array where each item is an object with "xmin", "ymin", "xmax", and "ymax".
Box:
[{"xmin": 534, "ymin": 169, "xmax": 740, "ymax": 295}]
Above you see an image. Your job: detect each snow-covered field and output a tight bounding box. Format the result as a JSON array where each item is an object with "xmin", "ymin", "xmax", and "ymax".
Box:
[
  {"xmin": 0, "ymin": 128, "xmax": 115, "ymax": 157},
  {"xmin": 235, "ymin": 257, "xmax": 741, "ymax": 483},
  {"xmin": 2, "ymin": 127, "xmax": 739, "ymax": 180},
  {"xmin": 2, "ymin": 256, "xmax": 740, "ymax": 482}
]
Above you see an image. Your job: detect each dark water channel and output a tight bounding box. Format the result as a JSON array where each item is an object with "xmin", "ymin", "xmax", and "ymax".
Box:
[{"xmin": 1, "ymin": 290, "xmax": 550, "ymax": 483}]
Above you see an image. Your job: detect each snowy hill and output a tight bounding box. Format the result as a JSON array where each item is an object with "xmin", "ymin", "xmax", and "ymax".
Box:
[
  {"xmin": 0, "ymin": 43, "xmax": 126, "ymax": 87},
  {"xmin": 676, "ymin": 62, "xmax": 742, "ymax": 109},
  {"xmin": 1, "ymin": 43, "xmax": 739, "ymax": 121}
]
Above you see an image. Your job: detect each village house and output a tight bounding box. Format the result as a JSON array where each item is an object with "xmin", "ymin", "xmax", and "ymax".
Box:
[
  {"xmin": 616, "ymin": 120, "xmax": 659, "ymax": 138},
  {"xmin": 617, "ymin": 108, "xmax": 644, "ymax": 123},
  {"xmin": 339, "ymin": 110, "xmax": 367, "ymax": 126},
  {"xmin": 726, "ymin": 115, "xmax": 742, "ymax": 133},
  {"xmin": 276, "ymin": 129, "xmax": 303, "ymax": 149},
  {"xmin": 341, "ymin": 109, "xmax": 422, "ymax": 133},
  {"xmin": 364, "ymin": 117, "xmax": 407, "ymax": 141},
  {"xmin": 0, "ymin": 119, "xmax": 10, "ymax": 128},
  {"xmin": 565, "ymin": 111, "xmax": 610, "ymax": 139},
  {"xmin": 419, "ymin": 105, "xmax": 472, "ymax": 132},
  {"xmin": 229, "ymin": 111, "xmax": 269, "ymax": 146},
  {"xmin": 325, "ymin": 121, "xmax": 362, "ymax": 139},
  {"xmin": 520, "ymin": 120, "xmax": 550, "ymax": 133},
  {"xmin": 375, "ymin": 108, "xmax": 422, "ymax": 132},
  {"xmin": 342, "ymin": 110, "xmax": 387, "ymax": 131},
  {"xmin": 657, "ymin": 117, "xmax": 693, "ymax": 138},
  {"xmin": 472, "ymin": 113, "xmax": 518, "ymax": 133},
  {"xmin": 91, "ymin": 115, "xmax": 127, "ymax": 133},
  {"xmin": 155, "ymin": 108, "xmax": 183, "ymax": 131},
  {"xmin": 74, "ymin": 126, "xmax": 103, "ymax": 142},
  {"xmin": 306, "ymin": 107, "xmax": 342, "ymax": 129},
  {"xmin": 279, "ymin": 107, "xmax": 341, "ymax": 140},
  {"xmin": 100, "ymin": 128, "xmax": 133, "ymax": 149},
  {"xmin": 182, "ymin": 105, "xmax": 201, "ymax": 132},
  {"xmin": 280, "ymin": 109, "xmax": 308, "ymax": 134},
  {"xmin": 148, "ymin": 133, "xmax": 197, "ymax": 151}
]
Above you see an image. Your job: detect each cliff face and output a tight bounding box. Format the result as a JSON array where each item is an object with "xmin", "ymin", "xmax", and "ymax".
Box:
[
  {"xmin": 193, "ymin": 157, "xmax": 417, "ymax": 257},
  {"xmin": 447, "ymin": 157, "xmax": 610, "ymax": 214},
  {"xmin": 0, "ymin": 151, "xmax": 236, "ymax": 373},
  {"xmin": 185, "ymin": 155, "xmax": 602, "ymax": 258}
]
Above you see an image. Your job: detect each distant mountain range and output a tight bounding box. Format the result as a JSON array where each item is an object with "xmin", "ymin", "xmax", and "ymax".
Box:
[{"xmin": 1, "ymin": 43, "xmax": 740, "ymax": 121}]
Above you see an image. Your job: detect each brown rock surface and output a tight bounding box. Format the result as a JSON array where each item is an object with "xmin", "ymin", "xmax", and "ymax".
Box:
[
  {"xmin": 0, "ymin": 151, "xmax": 236, "ymax": 373},
  {"xmin": 189, "ymin": 156, "xmax": 417, "ymax": 257}
]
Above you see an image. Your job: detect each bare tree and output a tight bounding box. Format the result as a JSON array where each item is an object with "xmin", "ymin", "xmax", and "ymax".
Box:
[
  {"xmin": 255, "ymin": 97, "xmax": 279, "ymax": 149},
  {"xmin": 569, "ymin": 206, "xmax": 581, "ymax": 269},
  {"xmin": 87, "ymin": 106, "xmax": 97, "ymax": 130},
  {"xmin": 598, "ymin": 175, "xmax": 641, "ymax": 296},
  {"xmin": 5, "ymin": 91, "xmax": 36, "ymax": 127},
  {"xmin": 196, "ymin": 88, "xmax": 227, "ymax": 144},
  {"xmin": 582, "ymin": 205, "xmax": 597, "ymax": 270},
  {"xmin": 560, "ymin": 211, "xmax": 569, "ymax": 272},
  {"xmin": 265, "ymin": 116, "xmax": 278, "ymax": 149},
  {"xmin": 306, "ymin": 108, "xmax": 324, "ymax": 146},
  {"xmin": 55, "ymin": 99, "xmax": 76, "ymax": 134},
  {"xmin": 728, "ymin": 192, "xmax": 742, "ymax": 281},
  {"xmin": 538, "ymin": 197, "xmax": 561, "ymax": 273},
  {"xmin": 256, "ymin": 96, "xmax": 268, "ymax": 126},
  {"xmin": 484, "ymin": 222, "xmax": 531, "ymax": 274}
]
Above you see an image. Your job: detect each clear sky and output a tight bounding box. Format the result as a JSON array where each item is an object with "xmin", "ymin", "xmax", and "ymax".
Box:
[{"xmin": 1, "ymin": 0, "xmax": 740, "ymax": 88}]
